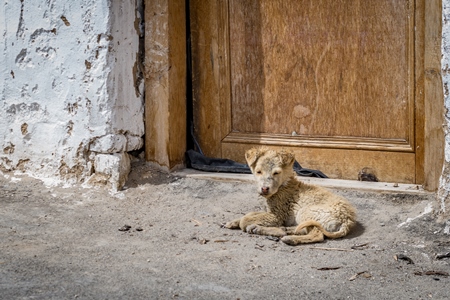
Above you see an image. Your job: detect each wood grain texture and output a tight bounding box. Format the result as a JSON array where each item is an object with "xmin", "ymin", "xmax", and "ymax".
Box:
[
  {"xmin": 190, "ymin": 0, "xmax": 223, "ymax": 158},
  {"xmin": 423, "ymin": 0, "xmax": 444, "ymax": 190},
  {"xmin": 413, "ymin": 0, "xmax": 444, "ymax": 190},
  {"xmin": 222, "ymin": 143, "xmax": 415, "ymax": 184},
  {"xmin": 230, "ymin": 0, "xmax": 414, "ymax": 143},
  {"xmin": 224, "ymin": 132, "xmax": 413, "ymax": 152},
  {"xmin": 144, "ymin": 0, "xmax": 186, "ymax": 169},
  {"xmin": 414, "ymin": 0, "xmax": 425, "ymax": 185}
]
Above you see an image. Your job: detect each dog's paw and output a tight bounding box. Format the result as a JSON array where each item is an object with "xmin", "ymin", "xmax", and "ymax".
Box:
[
  {"xmin": 246, "ymin": 224, "xmax": 261, "ymax": 234},
  {"xmin": 223, "ymin": 219, "xmax": 240, "ymax": 229},
  {"xmin": 280, "ymin": 236, "xmax": 297, "ymax": 246},
  {"xmin": 247, "ymin": 224, "xmax": 287, "ymax": 237}
]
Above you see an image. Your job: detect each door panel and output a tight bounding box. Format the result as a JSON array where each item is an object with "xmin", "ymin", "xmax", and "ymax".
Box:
[
  {"xmin": 229, "ymin": 0, "xmax": 413, "ymax": 142},
  {"xmin": 190, "ymin": 0, "xmax": 420, "ymax": 183}
]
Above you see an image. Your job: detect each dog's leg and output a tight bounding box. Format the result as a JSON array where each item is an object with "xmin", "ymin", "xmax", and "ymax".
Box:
[
  {"xmin": 224, "ymin": 211, "xmax": 265, "ymax": 229},
  {"xmin": 240, "ymin": 212, "xmax": 286, "ymax": 237},
  {"xmin": 223, "ymin": 218, "xmax": 241, "ymax": 229},
  {"xmin": 280, "ymin": 227, "xmax": 324, "ymax": 245},
  {"xmin": 246, "ymin": 224, "xmax": 287, "ymax": 237},
  {"xmin": 284, "ymin": 226, "xmax": 306, "ymax": 235}
]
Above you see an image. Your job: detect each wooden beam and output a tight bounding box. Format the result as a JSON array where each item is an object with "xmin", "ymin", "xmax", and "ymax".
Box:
[
  {"xmin": 423, "ymin": 0, "xmax": 444, "ymax": 190},
  {"xmin": 144, "ymin": 0, "xmax": 186, "ymax": 170}
]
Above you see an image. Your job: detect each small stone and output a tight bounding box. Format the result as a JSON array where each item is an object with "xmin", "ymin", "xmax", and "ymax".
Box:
[
  {"xmin": 119, "ymin": 225, "xmax": 131, "ymax": 231},
  {"xmin": 199, "ymin": 238, "xmax": 209, "ymax": 244}
]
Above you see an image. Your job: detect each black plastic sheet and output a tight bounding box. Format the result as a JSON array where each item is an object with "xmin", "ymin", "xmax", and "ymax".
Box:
[{"xmin": 186, "ymin": 149, "xmax": 328, "ymax": 178}]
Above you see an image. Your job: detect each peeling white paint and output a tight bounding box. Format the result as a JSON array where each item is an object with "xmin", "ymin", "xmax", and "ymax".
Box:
[
  {"xmin": 397, "ymin": 202, "xmax": 434, "ymax": 228},
  {"xmin": 444, "ymin": 221, "xmax": 450, "ymax": 234},
  {"xmin": 92, "ymin": 152, "xmax": 131, "ymax": 191},
  {"xmin": 10, "ymin": 177, "xmax": 21, "ymax": 183},
  {"xmin": 0, "ymin": 0, "xmax": 144, "ymax": 188},
  {"xmin": 440, "ymin": 0, "xmax": 450, "ymax": 218},
  {"xmin": 90, "ymin": 134, "xmax": 128, "ymax": 153}
]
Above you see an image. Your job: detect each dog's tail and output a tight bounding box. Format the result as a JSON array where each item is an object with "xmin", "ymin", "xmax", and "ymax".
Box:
[{"xmin": 295, "ymin": 220, "xmax": 352, "ymax": 239}]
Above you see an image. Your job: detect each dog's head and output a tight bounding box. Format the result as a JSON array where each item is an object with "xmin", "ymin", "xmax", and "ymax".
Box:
[{"xmin": 245, "ymin": 147, "xmax": 295, "ymax": 197}]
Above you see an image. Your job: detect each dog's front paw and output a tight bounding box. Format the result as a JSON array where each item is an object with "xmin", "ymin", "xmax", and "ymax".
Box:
[
  {"xmin": 246, "ymin": 224, "xmax": 287, "ymax": 237},
  {"xmin": 246, "ymin": 224, "xmax": 261, "ymax": 234},
  {"xmin": 223, "ymin": 218, "xmax": 241, "ymax": 229},
  {"xmin": 281, "ymin": 236, "xmax": 297, "ymax": 246}
]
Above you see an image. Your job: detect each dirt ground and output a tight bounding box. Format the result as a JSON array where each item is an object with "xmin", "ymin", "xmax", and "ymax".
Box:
[{"xmin": 1, "ymin": 160, "xmax": 450, "ymax": 300}]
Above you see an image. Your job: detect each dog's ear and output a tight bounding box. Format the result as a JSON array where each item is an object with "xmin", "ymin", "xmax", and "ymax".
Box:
[
  {"xmin": 279, "ymin": 150, "xmax": 295, "ymax": 167},
  {"xmin": 245, "ymin": 147, "xmax": 266, "ymax": 170}
]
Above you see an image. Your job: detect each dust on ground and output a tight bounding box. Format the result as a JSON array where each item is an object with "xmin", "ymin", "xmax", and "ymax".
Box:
[{"xmin": 1, "ymin": 160, "xmax": 450, "ymax": 299}]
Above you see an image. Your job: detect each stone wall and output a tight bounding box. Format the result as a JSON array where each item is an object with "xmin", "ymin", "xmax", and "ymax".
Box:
[{"xmin": 0, "ymin": 0, "xmax": 144, "ymax": 189}]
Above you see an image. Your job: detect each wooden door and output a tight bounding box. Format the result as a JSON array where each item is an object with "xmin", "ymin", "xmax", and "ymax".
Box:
[{"xmin": 190, "ymin": 0, "xmax": 423, "ymax": 183}]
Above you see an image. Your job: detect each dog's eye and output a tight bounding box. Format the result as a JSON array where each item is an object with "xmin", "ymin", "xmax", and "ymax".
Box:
[
  {"xmin": 256, "ymin": 170, "xmax": 262, "ymax": 174},
  {"xmin": 273, "ymin": 172, "xmax": 279, "ymax": 176}
]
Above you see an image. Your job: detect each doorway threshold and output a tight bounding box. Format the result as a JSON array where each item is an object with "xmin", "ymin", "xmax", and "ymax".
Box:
[{"xmin": 174, "ymin": 168, "xmax": 432, "ymax": 195}]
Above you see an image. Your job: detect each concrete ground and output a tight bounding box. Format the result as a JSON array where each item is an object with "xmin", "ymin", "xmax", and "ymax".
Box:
[{"xmin": 1, "ymin": 161, "xmax": 450, "ymax": 300}]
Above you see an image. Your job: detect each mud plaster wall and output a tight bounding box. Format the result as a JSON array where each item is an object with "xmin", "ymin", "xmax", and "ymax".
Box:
[{"xmin": 0, "ymin": 0, "xmax": 144, "ymax": 185}]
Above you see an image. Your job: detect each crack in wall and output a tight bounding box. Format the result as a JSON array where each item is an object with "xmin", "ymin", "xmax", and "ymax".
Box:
[{"xmin": 16, "ymin": 0, "xmax": 25, "ymax": 38}]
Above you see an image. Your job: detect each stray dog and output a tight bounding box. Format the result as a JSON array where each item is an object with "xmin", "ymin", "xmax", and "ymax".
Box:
[{"xmin": 224, "ymin": 147, "xmax": 356, "ymax": 245}]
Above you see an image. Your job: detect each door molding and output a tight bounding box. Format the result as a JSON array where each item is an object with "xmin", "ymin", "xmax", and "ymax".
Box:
[{"xmin": 223, "ymin": 132, "xmax": 414, "ymax": 152}]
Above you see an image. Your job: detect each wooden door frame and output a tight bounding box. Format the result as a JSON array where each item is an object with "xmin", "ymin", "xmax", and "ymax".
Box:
[
  {"xmin": 144, "ymin": 0, "xmax": 444, "ymax": 190},
  {"xmin": 144, "ymin": 0, "xmax": 186, "ymax": 171},
  {"xmin": 417, "ymin": 0, "xmax": 444, "ymax": 190}
]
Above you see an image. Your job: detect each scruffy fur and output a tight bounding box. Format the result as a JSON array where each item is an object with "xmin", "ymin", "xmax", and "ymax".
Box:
[{"xmin": 224, "ymin": 147, "xmax": 357, "ymax": 245}]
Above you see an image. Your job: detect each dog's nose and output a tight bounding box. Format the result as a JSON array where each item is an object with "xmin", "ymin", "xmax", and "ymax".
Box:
[{"xmin": 261, "ymin": 187, "xmax": 270, "ymax": 195}]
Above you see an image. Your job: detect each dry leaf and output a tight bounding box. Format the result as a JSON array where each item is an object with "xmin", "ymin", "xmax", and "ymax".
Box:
[
  {"xmin": 317, "ymin": 267, "xmax": 341, "ymax": 271},
  {"xmin": 349, "ymin": 271, "xmax": 371, "ymax": 281}
]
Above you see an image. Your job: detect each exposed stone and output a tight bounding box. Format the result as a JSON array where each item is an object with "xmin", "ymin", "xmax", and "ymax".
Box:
[
  {"xmin": 90, "ymin": 134, "xmax": 127, "ymax": 153},
  {"xmin": 126, "ymin": 135, "xmax": 144, "ymax": 151},
  {"xmin": 93, "ymin": 153, "xmax": 131, "ymax": 191}
]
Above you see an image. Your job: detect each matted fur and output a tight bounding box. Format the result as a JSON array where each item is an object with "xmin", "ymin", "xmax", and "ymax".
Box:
[{"xmin": 224, "ymin": 147, "xmax": 357, "ymax": 245}]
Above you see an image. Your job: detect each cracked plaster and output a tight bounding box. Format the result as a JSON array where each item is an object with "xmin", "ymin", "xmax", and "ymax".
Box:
[{"xmin": 0, "ymin": 0, "xmax": 144, "ymax": 189}]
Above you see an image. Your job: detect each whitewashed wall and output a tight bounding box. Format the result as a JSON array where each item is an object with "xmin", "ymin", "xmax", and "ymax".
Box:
[
  {"xmin": 439, "ymin": 0, "xmax": 450, "ymax": 224},
  {"xmin": 0, "ymin": 0, "xmax": 144, "ymax": 188}
]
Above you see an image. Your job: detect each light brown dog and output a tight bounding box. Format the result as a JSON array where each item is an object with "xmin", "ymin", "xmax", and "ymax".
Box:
[{"xmin": 224, "ymin": 147, "xmax": 357, "ymax": 245}]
